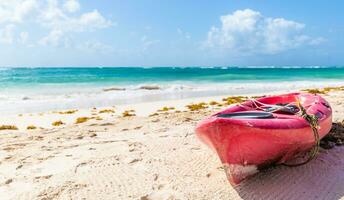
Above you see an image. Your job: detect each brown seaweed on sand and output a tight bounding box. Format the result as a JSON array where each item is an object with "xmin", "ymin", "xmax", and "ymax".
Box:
[
  {"xmin": 58, "ymin": 110, "xmax": 78, "ymax": 114},
  {"xmin": 0, "ymin": 125, "xmax": 18, "ymax": 131},
  {"xmin": 222, "ymin": 96, "xmax": 248, "ymax": 105},
  {"xmin": 27, "ymin": 125, "xmax": 37, "ymax": 130},
  {"xmin": 302, "ymin": 86, "xmax": 344, "ymax": 94},
  {"xmin": 149, "ymin": 113, "xmax": 159, "ymax": 117},
  {"xmin": 186, "ymin": 102, "xmax": 208, "ymax": 111},
  {"xmin": 94, "ymin": 116, "xmax": 103, "ymax": 120},
  {"xmin": 52, "ymin": 120, "xmax": 64, "ymax": 126},
  {"xmin": 122, "ymin": 110, "xmax": 136, "ymax": 117},
  {"xmin": 209, "ymin": 101, "xmax": 220, "ymax": 105},
  {"xmin": 320, "ymin": 121, "xmax": 344, "ymax": 149},
  {"xmin": 157, "ymin": 106, "xmax": 175, "ymax": 112},
  {"xmin": 75, "ymin": 117, "xmax": 91, "ymax": 124},
  {"xmin": 99, "ymin": 109, "xmax": 115, "ymax": 114},
  {"xmin": 302, "ymin": 88, "xmax": 326, "ymax": 94}
]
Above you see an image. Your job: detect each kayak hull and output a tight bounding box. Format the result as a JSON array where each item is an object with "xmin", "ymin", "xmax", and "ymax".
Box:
[{"xmin": 195, "ymin": 93, "xmax": 332, "ymax": 185}]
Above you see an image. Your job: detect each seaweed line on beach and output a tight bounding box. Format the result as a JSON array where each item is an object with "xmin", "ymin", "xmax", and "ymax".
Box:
[{"xmin": 320, "ymin": 121, "xmax": 344, "ymax": 149}]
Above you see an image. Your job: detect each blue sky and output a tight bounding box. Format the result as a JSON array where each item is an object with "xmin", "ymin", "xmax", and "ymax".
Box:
[{"xmin": 0, "ymin": 0, "xmax": 343, "ymax": 67}]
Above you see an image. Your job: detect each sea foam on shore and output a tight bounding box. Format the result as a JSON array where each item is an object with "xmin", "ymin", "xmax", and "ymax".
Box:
[{"xmin": 1, "ymin": 80, "xmax": 344, "ymax": 115}]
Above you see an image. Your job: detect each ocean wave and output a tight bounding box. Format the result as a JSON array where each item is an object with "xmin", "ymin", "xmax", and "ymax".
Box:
[
  {"xmin": 137, "ymin": 66, "xmax": 344, "ymax": 69},
  {"xmin": 233, "ymin": 65, "xmax": 343, "ymax": 69},
  {"xmin": 99, "ymin": 80, "xmax": 344, "ymax": 94},
  {"xmin": 102, "ymin": 84, "xmax": 196, "ymax": 92},
  {"xmin": 141, "ymin": 66, "xmax": 344, "ymax": 69},
  {"xmin": 2, "ymin": 80, "xmax": 344, "ymax": 115},
  {"xmin": 0, "ymin": 67, "xmax": 12, "ymax": 71}
]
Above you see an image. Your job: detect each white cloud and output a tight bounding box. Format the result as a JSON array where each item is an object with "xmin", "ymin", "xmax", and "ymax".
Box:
[
  {"xmin": 0, "ymin": 0, "xmax": 112, "ymax": 47},
  {"xmin": 38, "ymin": 0, "xmax": 112, "ymax": 47},
  {"xmin": 39, "ymin": 9, "xmax": 112, "ymax": 33},
  {"xmin": 39, "ymin": 29, "xmax": 64, "ymax": 46},
  {"xmin": 0, "ymin": 24, "xmax": 15, "ymax": 44},
  {"xmin": 0, "ymin": 0, "xmax": 38, "ymax": 23},
  {"xmin": 63, "ymin": 0, "xmax": 80, "ymax": 13},
  {"xmin": 39, "ymin": 0, "xmax": 65, "ymax": 22},
  {"xmin": 76, "ymin": 10, "xmax": 112, "ymax": 31},
  {"xmin": 205, "ymin": 9, "xmax": 325, "ymax": 55},
  {"xmin": 13, "ymin": 0, "xmax": 38, "ymax": 22}
]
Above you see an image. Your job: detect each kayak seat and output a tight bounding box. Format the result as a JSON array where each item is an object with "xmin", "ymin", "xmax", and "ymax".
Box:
[
  {"xmin": 264, "ymin": 105, "xmax": 299, "ymax": 115},
  {"xmin": 217, "ymin": 112, "xmax": 274, "ymax": 119}
]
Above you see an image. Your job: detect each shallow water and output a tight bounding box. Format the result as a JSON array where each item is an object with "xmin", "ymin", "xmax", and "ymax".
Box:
[{"xmin": 1, "ymin": 66, "xmax": 344, "ymax": 114}]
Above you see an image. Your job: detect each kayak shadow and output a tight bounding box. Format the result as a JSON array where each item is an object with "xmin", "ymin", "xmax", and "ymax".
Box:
[{"xmin": 235, "ymin": 122, "xmax": 344, "ymax": 200}]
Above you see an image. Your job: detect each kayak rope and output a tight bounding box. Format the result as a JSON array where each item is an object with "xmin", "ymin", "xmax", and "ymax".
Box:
[
  {"xmin": 244, "ymin": 98, "xmax": 321, "ymax": 166},
  {"xmin": 247, "ymin": 98, "xmax": 295, "ymax": 113},
  {"xmin": 282, "ymin": 101, "xmax": 320, "ymax": 167}
]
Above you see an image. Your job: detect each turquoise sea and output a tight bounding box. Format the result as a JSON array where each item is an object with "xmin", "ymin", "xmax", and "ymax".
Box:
[{"xmin": 1, "ymin": 67, "xmax": 344, "ymax": 114}]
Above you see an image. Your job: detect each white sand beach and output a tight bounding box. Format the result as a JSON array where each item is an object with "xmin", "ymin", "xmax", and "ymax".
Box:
[
  {"xmin": 1, "ymin": 1, "xmax": 343, "ymax": 199},
  {"xmin": 0, "ymin": 90, "xmax": 343, "ymax": 200}
]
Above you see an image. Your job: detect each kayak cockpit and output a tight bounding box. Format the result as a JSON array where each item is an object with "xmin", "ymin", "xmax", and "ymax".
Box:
[{"xmin": 217, "ymin": 112, "xmax": 274, "ymax": 119}]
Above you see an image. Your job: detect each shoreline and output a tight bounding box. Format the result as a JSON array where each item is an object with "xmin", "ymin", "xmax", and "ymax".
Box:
[
  {"xmin": 0, "ymin": 89, "xmax": 302, "ymax": 131},
  {"xmin": 2, "ymin": 80, "xmax": 344, "ymax": 116},
  {"xmin": 0, "ymin": 86, "xmax": 343, "ymax": 131}
]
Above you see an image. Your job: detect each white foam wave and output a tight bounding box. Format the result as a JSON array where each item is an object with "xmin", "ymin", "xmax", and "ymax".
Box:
[{"xmin": 1, "ymin": 80, "xmax": 344, "ymax": 115}]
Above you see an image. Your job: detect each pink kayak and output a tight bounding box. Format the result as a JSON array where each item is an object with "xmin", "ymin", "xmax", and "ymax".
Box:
[{"xmin": 195, "ymin": 93, "xmax": 332, "ymax": 185}]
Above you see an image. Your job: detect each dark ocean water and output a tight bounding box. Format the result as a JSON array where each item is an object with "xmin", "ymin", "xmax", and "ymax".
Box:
[{"xmin": 1, "ymin": 67, "xmax": 344, "ymax": 88}]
